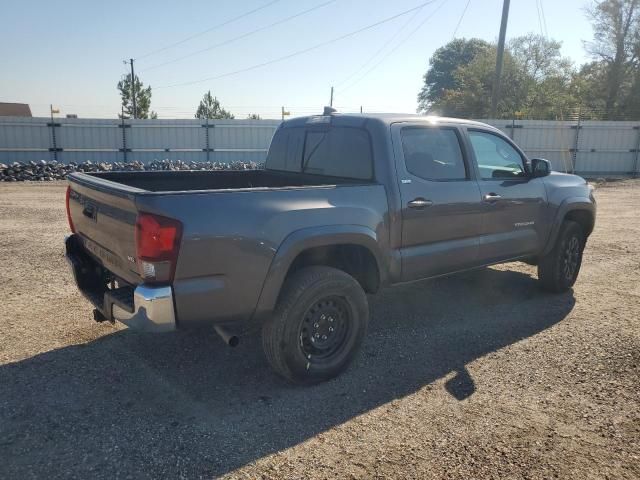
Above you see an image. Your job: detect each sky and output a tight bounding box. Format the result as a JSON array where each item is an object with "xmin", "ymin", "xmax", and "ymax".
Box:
[{"xmin": 1, "ymin": 0, "xmax": 595, "ymax": 119}]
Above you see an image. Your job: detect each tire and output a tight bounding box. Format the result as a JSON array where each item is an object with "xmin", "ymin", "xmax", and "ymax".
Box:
[
  {"xmin": 537, "ymin": 220, "xmax": 585, "ymax": 293},
  {"xmin": 262, "ymin": 266, "xmax": 369, "ymax": 384}
]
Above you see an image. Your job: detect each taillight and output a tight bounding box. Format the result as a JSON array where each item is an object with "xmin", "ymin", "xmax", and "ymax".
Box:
[
  {"xmin": 135, "ymin": 212, "xmax": 182, "ymax": 283},
  {"xmin": 65, "ymin": 185, "xmax": 76, "ymax": 233}
]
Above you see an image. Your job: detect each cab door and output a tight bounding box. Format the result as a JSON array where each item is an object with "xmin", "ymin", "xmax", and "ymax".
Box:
[
  {"xmin": 391, "ymin": 123, "xmax": 483, "ymax": 282},
  {"xmin": 465, "ymin": 128, "xmax": 548, "ymax": 263}
]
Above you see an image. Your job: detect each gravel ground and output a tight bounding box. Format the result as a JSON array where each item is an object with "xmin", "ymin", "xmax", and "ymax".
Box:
[{"xmin": 0, "ymin": 180, "xmax": 638, "ymax": 479}]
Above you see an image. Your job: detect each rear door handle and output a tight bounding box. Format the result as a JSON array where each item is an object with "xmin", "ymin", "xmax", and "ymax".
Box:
[
  {"xmin": 408, "ymin": 198, "xmax": 433, "ymax": 209},
  {"xmin": 483, "ymin": 193, "xmax": 502, "ymax": 203}
]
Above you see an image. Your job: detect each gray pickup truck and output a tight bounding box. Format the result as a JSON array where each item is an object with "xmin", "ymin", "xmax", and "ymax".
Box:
[{"xmin": 65, "ymin": 111, "xmax": 596, "ymax": 384}]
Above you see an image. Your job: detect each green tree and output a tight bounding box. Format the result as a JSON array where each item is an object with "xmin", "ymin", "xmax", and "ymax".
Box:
[
  {"xmin": 417, "ymin": 38, "xmax": 491, "ymax": 113},
  {"xmin": 117, "ymin": 74, "xmax": 157, "ymax": 119},
  {"xmin": 571, "ymin": 61, "xmax": 609, "ymax": 119},
  {"xmin": 584, "ymin": 0, "xmax": 640, "ymax": 117},
  {"xmin": 195, "ymin": 91, "xmax": 234, "ymax": 119},
  {"xmin": 418, "ymin": 34, "xmax": 583, "ymax": 119},
  {"xmin": 510, "ymin": 34, "xmax": 572, "ymax": 83},
  {"xmin": 509, "ymin": 34, "xmax": 578, "ymax": 118},
  {"xmin": 435, "ymin": 47, "xmax": 527, "ymax": 118},
  {"xmin": 623, "ymin": 70, "xmax": 640, "ymax": 117},
  {"xmin": 247, "ymin": 113, "xmax": 261, "ymax": 120}
]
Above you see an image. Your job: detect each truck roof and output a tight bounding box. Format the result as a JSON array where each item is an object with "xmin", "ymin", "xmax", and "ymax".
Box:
[{"xmin": 282, "ymin": 112, "xmax": 493, "ymax": 130}]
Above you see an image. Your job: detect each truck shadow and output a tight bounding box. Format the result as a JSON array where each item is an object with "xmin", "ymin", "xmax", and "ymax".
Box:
[{"xmin": 0, "ymin": 267, "xmax": 575, "ymax": 479}]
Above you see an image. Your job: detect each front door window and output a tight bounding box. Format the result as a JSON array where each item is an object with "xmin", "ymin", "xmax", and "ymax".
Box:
[{"xmin": 468, "ymin": 131, "xmax": 526, "ymax": 180}]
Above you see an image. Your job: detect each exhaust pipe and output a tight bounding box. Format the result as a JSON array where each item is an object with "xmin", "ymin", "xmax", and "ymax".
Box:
[{"xmin": 214, "ymin": 325, "xmax": 239, "ymax": 347}]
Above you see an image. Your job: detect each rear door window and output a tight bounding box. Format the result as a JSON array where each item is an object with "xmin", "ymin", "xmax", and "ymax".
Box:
[{"xmin": 400, "ymin": 127, "xmax": 467, "ymax": 181}]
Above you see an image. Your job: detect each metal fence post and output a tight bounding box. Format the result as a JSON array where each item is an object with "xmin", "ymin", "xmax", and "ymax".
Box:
[
  {"xmin": 209, "ymin": 122, "xmax": 214, "ymax": 163},
  {"xmin": 205, "ymin": 118, "xmax": 210, "ymax": 163},
  {"xmin": 571, "ymin": 110, "xmax": 582, "ymax": 174},
  {"xmin": 120, "ymin": 115, "xmax": 128, "ymax": 163},
  {"xmin": 633, "ymin": 125, "xmax": 640, "ymax": 177},
  {"xmin": 48, "ymin": 120, "xmax": 60, "ymax": 162},
  {"xmin": 504, "ymin": 118, "xmax": 521, "ymax": 144}
]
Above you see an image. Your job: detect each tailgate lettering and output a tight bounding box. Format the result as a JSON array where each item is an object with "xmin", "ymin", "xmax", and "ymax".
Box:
[{"xmin": 82, "ymin": 237, "xmax": 123, "ymax": 270}]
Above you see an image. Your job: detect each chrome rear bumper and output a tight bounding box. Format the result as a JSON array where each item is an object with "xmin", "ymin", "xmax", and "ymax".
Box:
[{"xmin": 112, "ymin": 285, "xmax": 176, "ymax": 332}]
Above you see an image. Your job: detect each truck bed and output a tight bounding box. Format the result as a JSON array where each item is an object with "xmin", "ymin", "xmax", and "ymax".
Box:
[
  {"xmin": 83, "ymin": 169, "xmax": 369, "ymax": 193},
  {"xmin": 66, "ymin": 168, "xmax": 379, "ymax": 288}
]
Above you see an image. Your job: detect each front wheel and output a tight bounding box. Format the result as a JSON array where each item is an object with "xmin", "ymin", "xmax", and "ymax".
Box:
[
  {"xmin": 538, "ymin": 220, "xmax": 585, "ymax": 293},
  {"xmin": 262, "ymin": 266, "xmax": 369, "ymax": 384}
]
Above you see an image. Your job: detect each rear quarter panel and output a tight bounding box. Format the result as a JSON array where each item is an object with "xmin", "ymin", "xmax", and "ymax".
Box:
[{"xmin": 136, "ymin": 184, "xmax": 389, "ymax": 327}]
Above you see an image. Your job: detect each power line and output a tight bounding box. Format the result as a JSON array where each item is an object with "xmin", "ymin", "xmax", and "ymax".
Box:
[
  {"xmin": 156, "ymin": 0, "xmax": 441, "ymax": 89},
  {"xmin": 452, "ymin": 0, "xmax": 471, "ymax": 39},
  {"xmin": 338, "ymin": 0, "xmax": 448, "ymax": 95},
  {"xmin": 538, "ymin": 0, "xmax": 549, "ymax": 38},
  {"xmin": 135, "ymin": 0, "xmax": 281, "ymax": 61},
  {"xmin": 139, "ymin": 0, "xmax": 337, "ymax": 72},
  {"xmin": 338, "ymin": 1, "xmax": 445, "ymax": 94},
  {"xmin": 333, "ymin": 0, "xmax": 433, "ymax": 90},
  {"xmin": 535, "ymin": 0, "xmax": 544, "ymax": 38}
]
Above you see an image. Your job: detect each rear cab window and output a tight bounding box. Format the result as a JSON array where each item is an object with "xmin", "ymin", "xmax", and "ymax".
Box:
[
  {"xmin": 264, "ymin": 127, "xmax": 304, "ymax": 172},
  {"xmin": 266, "ymin": 126, "xmax": 373, "ymax": 180}
]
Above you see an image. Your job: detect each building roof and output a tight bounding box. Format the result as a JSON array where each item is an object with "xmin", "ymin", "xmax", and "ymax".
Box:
[{"xmin": 0, "ymin": 103, "xmax": 32, "ymax": 117}]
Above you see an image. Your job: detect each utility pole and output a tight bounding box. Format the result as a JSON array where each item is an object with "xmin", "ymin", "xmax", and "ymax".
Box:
[
  {"xmin": 330, "ymin": 86, "xmax": 334, "ymax": 107},
  {"xmin": 124, "ymin": 58, "xmax": 137, "ymax": 119},
  {"xmin": 490, "ymin": 0, "xmax": 510, "ymax": 118},
  {"xmin": 130, "ymin": 58, "xmax": 137, "ymax": 119}
]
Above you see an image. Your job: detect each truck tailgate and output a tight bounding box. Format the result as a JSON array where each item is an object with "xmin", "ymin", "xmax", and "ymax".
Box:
[{"xmin": 68, "ymin": 175, "xmax": 141, "ymax": 285}]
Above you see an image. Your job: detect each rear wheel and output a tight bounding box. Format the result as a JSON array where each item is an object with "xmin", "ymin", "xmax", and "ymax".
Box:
[
  {"xmin": 538, "ymin": 220, "xmax": 585, "ymax": 293},
  {"xmin": 262, "ymin": 266, "xmax": 368, "ymax": 384}
]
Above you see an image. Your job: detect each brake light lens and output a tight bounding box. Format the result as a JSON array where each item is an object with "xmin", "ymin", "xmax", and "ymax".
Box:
[
  {"xmin": 65, "ymin": 185, "xmax": 76, "ymax": 233},
  {"xmin": 135, "ymin": 213, "xmax": 182, "ymax": 282}
]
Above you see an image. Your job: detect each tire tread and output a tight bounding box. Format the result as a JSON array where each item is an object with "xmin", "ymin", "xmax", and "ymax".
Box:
[
  {"xmin": 538, "ymin": 220, "xmax": 584, "ymax": 293},
  {"xmin": 262, "ymin": 266, "xmax": 367, "ymax": 383}
]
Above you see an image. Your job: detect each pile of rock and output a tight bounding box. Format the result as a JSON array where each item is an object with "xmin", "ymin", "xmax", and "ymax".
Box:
[
  {"xmin": 0, "ymin": 160, "xmax": 82, "ymax": 182},
  {"xmin": 0, "ymin": 159, "xmax": 260, "ymax": 182},
  {"xmin": 145, "ymin": 159, "xmax": 259, "ymax": 171}
]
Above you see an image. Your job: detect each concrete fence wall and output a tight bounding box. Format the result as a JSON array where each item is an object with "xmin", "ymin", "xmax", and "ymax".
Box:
[{"xmin": 1, "ymin": 116, "xmax": 639, "ymax": 175}]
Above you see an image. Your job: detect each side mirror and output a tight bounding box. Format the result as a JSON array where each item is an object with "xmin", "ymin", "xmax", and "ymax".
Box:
[{"xmin": 531, "ymin": 158, "xmax": 551, "ymax": 178}]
